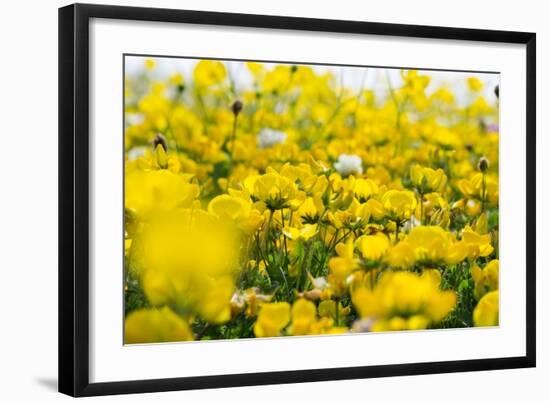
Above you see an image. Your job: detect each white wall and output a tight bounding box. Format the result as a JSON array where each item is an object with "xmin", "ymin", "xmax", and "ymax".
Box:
[{"xmin": 0, "ymin": 0, "xmax": 546, "ymax": 399}]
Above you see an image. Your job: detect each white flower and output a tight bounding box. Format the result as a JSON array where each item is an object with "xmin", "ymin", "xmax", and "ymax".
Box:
[
  {"xmin": 126, "ymin": 112, "xmax": 144, "ymax": 126},
  {"xmin": 127, "ymin": 146, "xmax": 147, "ymax": 160},
  {"xmin": 312, "ymin": 276, "xmax": 328, "ymax": 290},
  {"xmin": 257, "ymin": 128, "xmax": 287, "ymax": 148},
  {"xmin": 403, "ymin": 215, "xmax": 421, "ymax": 233},
  {"xmin": 334, "ymin": 154, "xmax": 363, "ymax": 176}
]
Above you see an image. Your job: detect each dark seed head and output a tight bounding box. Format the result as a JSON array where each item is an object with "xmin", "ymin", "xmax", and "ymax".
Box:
[
  {"xmin": 478, "ymin": 156, "xmax": 489, "ymax": 173},
  {"xmin": 153, "ymin": 133, "xmax": 168, "ymax": 151},
  {"xmin": 231, "ymin": 99, "xmax": 243, "ymax": 116},
  {"xmin": 494, "ymin": 85, "xmax": 499, "ymax": 98}
]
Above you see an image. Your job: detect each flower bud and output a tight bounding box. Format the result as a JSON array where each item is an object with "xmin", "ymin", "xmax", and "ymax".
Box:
[
  {"xmin": 231, "ymin": 99, "xmax": 243, "ymax": 116},
  {"xmin": 153, "ymin": 133, "xmax": 167, "ymax": 151},
  {"xmin": 478, "ymin": 156, "xmax": 489, "ymax": 173}
]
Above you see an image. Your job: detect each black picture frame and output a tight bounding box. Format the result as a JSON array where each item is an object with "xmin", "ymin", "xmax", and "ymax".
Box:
[{"xmin": 59, "ymin": 3, "xmax": 536, "ymax": 397}]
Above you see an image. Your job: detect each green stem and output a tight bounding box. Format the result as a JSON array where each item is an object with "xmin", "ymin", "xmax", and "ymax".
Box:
[
  {"xmin": 264, "ymin": 209, "xmax": 273, "ymax": 255},
  {"xmin": 370, "ymin": 270, "xmax": 375, "ymax": 290},
  {"xmin": 300, "ymin": 243, "xmax": 311, "ymax": 292},
  {"xmin": 420, "ymin": 191, "xmax": 425, "ymax": 225},
  {"xmin": 394, "ymin": 220, "xmax": 400, "ymax": 243},
  {"xmin": 230, "ymin": 114, "xmax": 238, "ymax": 158},
  {"xmin": 481, "ymin": 173, "xmax": 487, "ymax": 213},
  {"xmin": 195, "ymin": 88, "xmax": 209, "ymax": 135},
  {"xmin": 335, "ymin": 299, "xmax": 340, "ymax": 326},
  {"xmin": 280, "ymin": 208, "xmax": 288, "ymax": 258}
]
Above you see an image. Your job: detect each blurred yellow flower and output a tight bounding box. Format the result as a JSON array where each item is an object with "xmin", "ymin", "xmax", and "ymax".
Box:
[
  {"xmin": 328, "ymin": 239, "xmax": 358, "ymax": 280},
  {"xmin": 467, "ymin": 77, "xmax": 484, "ymax": 92},
  {"xmin": 140, "ymin": 209, "xmax": 239, "ymax": 324},
  {"xmin": 193, "ymin": 60, "xmax": 227, "ymax": 86},
  {"xmin": 283, "ymin": 224, "xmax": 318, "ymax": 241},
  {"xmin": 144, "ymin": 58, "xmax": 156, "ymax": 70},
  {"xmin": 471, "ymin": 259, "xmax": 499, "ymax": 299},
  {"xmin": 125, "ymin": 169, "xmax": 199, "ymax": 220},
  {"xmin": 386, "ymin": 241, "xmax": 416, "ymax": 269},
  {"xmin": 352, "ymin": 271, "xmax": 456, "ymax": 331},
  {"xmin": 254, "ymin": 302, "xmax": 291, "ymax": 337},
  {"xmin": 356, "ymin": 234, "xmax": 390, "ymax": 261},
  {"xmin": 289, "ymin": 299, "xmax": 317, "ymax": 336},
  {"xmin": 473, "ymin": 290, "xmax": 499, "ymax": 327},
  {"xmin": 208, "ymin": 193, "xmax": 263, "ymax": 234},
  {"xmin": 405, "ymin": 226, "xmax": 467, "ymax": 265},
  {"xmin": 125, "ymin": 307, "xmax": 193, "ymax": 344}
]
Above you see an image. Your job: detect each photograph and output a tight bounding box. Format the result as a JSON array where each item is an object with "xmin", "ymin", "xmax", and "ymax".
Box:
[{"xmin": 123, "ymin": 55, "xmax": 500, "ymax": 344}]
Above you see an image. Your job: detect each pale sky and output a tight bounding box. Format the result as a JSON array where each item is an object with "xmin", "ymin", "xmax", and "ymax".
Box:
[{"xmin": 125, "ymin": 55, "xmax": 499, "ymax": 106}]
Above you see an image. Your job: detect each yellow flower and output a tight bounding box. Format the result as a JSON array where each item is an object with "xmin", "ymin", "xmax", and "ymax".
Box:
[
  {"xmin": 208, "ymin": 194, "xmax": 250, "ymax": 220},
  {"xmin": 231, "ymin": 287, "xmax": 273, "ymax": 317},
  {"xmin": 385, "ymin": 241, "xmax": 416, "ymax": 269},
  {"xmin": 471, "ymin": 259, "xmax": 499, "ymax": 299},
  {"xmin": 473, "ymin": 290, "xmax": 499, "ymax": 326},
  {"xmin": 457, "ymin": 172, "xmax": 498, "ymax": 205},
  {"xmin": 461, "ymin": 225, "xmax": 494, "ymax": 259},
  {"xmin": 125, "ymin": 307, "xmax": 193, "ymax": 344},
  {"xmin": 302, "ymin": 173, "xmax": 329, "ymax": 195},
  {"xmin": 244, "ymin": 171, "xmax": 298, "ymax": 210},
  {"xmin": 169, "ymin": 72, "xmax": 184, "ymax": 86},
  {"xmin": 405, "ymin": 226, "xmax": 467, "ymax": 265},
  {"xmin": 297, "ymin": 195, "xmax": 324, "ymax": 222},
  {"xmin": 193, "ymin": 60, "xmax": 227, "ymax": 86},
  {"xmin": 352, "ymin": 271, "xmax": 456, "ymax": 331},
  {"xmin": 356, "ymin": 234, "xmax": 390, "ymax": 261},
  {"xmin": 353, "ymin": 202, "xmax": 371, "ymax": 223},
  {"xmin": 289, "ymin": 299, "xmax": 317, "ymax": 336},
  {"xmin": 254, "ymin": 302, "xmax": 291, "ymax": 337},
  {"xmin": 470, "ymin": 96, "xmax": 493, "ymax": 115},
  {"xmin": 365, "ymin": 198, "xmax": 385, "ymax": 221},
  {"xmin": 144, "ymin": 58, "xmax": 156, "ymax": 70},
  {"xmin": 410, "ymin": 165, "xmax": 447, "ymax": 193},
  {"xmin": 124, "ymin": 238, "xmax": 132, "ymax": 257},
  {"xmin": 318, "ymin": 300, "xmax": 349, "ymax": 320},
  {"xmin": 282, "ymin": 224, "xmax": 318, "ymax": 241},
  {"xmin": 125, "ymin": 169, "xmax": 199, "ymax": 220},
  {"xmin": 371, "ymin": 315, "xmax": 430, "ymax": 332},
  {"xmin": 208, "ymin": 193, "xmax": 263, "ymax": 234},
  {"xmin": 328, "ymin": 239, "xmax": 358, "ymax": 280},
  {"xmin": 467, "ymin": 77, "xmax": 484, "ymax": 92},
  {"xmin": 354, "ymin": 178, "xmax": 379, "ymax": 202},
  {"xmin": 262, "ymin": 65, "xmax": 294, "ymax": 93},
  {"xmin": 154, "ymin": 143, "xmax": 168, "ymax": 168},
  {"xmin": 246, "ymin": 62, "xmax": 264, "ymax": 78},
  {"xmin": 473, "ymin": 213, "xmax": 488, "ymax": 235},
  {"xmin": 141, "ymin": 269, "xmax": 174, "ymax": 306},
  {"xmin": 381, "ymin": 189, "xmax": 417, "ymax": 220},
  {"xmin": 140, "ymin": 209, "xmax": 239, "ymax": 324}
]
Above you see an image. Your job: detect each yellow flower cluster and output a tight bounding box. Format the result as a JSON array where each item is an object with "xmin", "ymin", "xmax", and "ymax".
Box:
[{"xmin": 123, "ymin": 58, "xmax": 500, "ymax": 343}]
